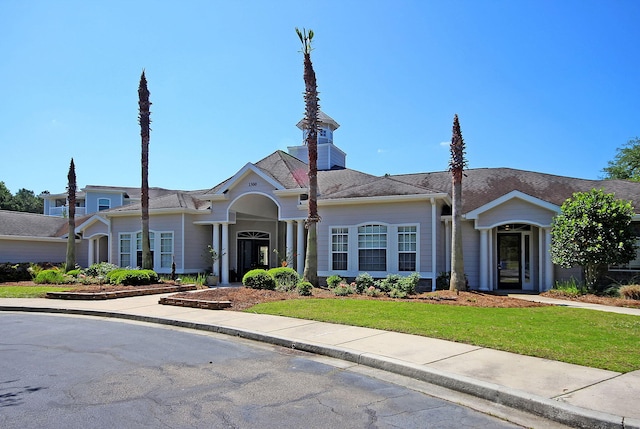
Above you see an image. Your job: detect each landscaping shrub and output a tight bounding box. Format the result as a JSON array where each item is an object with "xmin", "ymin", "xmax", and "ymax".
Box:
[
  {"xmin": 84, "ymin": 262, "xmax": 120, "ymax": 278},
  {"xmin": 0, "ymin": 263, "xmax": 32, "ymax": 282},
  {"xmin": 375, "ymin": 274, "xmax": 402, "ymax": 293},
  {"xmin": 66, "ymin": 269, "xmax": 81, "ymax": 277},
  {"xmin": 397, "ymin": 272, "xmax": 420, "ymax": 295},
  {"xmin": 389, "ymin": 288, "xmax": 408, "ymax": 298},
  {"xmin": 243, "ymin": 269, "xmax": 276, "ymax": 290},
  {"xmin": 620, "ymin": 285, "xmax": 640, "ymax": 300},
  {"xmin": 435, "ymin": 272, "xmax": 450, "ymax": 290},
  {"xmin": 553, "ymin": 278, "xmax": 585, "ymax": 296},
  {"xmin": 107, "ymin": 269, "xmax": 158, "ymax": 286},
  {"xmin": 34, "ymin": 269, "xmax": 66, "ymax": 285},
  {"xmin": 326, "ymin": 274, "xmax": 343, "ymax": 289},
  {"xmin": 354, "ymin": 273, "xmax": 374, "ymax": 293},
  {"xmin": 332, "ymin": 282, "xmax": 355, "ymax": 296},
  {"xmin": 297, "ymin": 281, "xmax": 313, "ymax": 296},
  {"xmin": 268, "ymin": 267, "xmax": 300, "ymax": 292}
]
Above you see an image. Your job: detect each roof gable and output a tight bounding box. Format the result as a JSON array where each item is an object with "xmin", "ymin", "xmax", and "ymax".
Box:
[{"xmin": 466, "ymin": 190, "xmax": 559, "ymax": 220}]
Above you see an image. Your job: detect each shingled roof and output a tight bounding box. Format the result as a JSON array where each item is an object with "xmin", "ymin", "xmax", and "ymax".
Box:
[
  {"xmin": 0, "ymin": 210, "xmax": 71, "ymax": 238},
  {"xmin": 392, "ymin": 168, "xmax": 640, "ymax": 212}
]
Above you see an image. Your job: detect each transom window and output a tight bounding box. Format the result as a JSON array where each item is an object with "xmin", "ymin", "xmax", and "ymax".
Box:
[{"xmin": 358, "ymin": 224, "xmax": 387, "ymax": 271}]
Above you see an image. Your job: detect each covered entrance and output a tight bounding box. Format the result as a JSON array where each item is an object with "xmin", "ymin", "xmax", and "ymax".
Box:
[
  {"xmin": 237, "ymin": 231, "xmax": 270, "ymax": 278},
  {"xmin": 497, "ymin": 224, "xmax": 531, "ymax": 290}
]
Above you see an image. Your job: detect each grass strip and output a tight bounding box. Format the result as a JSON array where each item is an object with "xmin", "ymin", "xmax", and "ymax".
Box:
[
  {"xmin": 247, "ymin": 299, "xmax": 640, "ymax": 373},
  {"xmin": 0, "ymin": 286, "xmax": 73, "ymax": 298}
]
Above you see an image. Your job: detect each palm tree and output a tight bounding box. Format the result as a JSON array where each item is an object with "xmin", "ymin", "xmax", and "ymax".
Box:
[
  {"xmin": 138, "ymin": 70, "xmax": 153, "ymax": 270},
  {"xmin": 296, "ymin": 27, "xmax": 320, "ymax": 287},
  {"xmin": 449, "ymin": 114, "xmax": 467, "ymax": 291},
  {"xmin": 65, "ymin": 158, "xmax": 76, "ymax": 272}
]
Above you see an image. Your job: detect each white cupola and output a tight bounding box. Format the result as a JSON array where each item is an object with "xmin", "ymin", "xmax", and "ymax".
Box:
[{"xmin": 288, "ymin": 111, "xmax": 347, "ymax": 170}]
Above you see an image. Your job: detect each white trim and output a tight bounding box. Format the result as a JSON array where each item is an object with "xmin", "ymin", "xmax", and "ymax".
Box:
[
  {"xmin": 76, "ymin": 214, "xmax": 110, "ymax": 234},
  {"xmin": 273, "ymin": 188, "xmax": 308, "ymax": 197},
  {"xmin": 466, "ymin": 190, "xmax": 560, "ymax": 220},
  {"xmin": 213, "ymin": 163, "xmax": 284, "ymax": 195},
  {"xmin": 0, "ymin": 235, "xmax": 80, "ymax": 243},
  {"xmin": 315, "ymin": 193, "xmax": 448, "ymax": 207}
]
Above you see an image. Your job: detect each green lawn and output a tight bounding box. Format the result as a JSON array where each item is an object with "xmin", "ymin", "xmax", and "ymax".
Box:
[
  {"xmin": 247, "ymin": 299, "xmax": 640, "ymax": 373},
  {"xmin": 0, "ymin": 286, "xmax": 73, "ymax": 298}
]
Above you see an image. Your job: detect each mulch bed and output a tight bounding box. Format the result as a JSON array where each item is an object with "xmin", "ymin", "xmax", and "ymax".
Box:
[{"xmin": 167, "ymin": 288, "xmax": 551, "ymax": 311}]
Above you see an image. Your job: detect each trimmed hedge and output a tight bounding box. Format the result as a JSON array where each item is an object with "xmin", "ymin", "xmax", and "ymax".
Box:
[
  {"xmin": 243, "ymin": 269, "xmax": 276, "ymax": 290},
  {"xmin": 268, "ymin": 267, "xmax": 300, "ymax": 292},
  {"xmin": 107, "ymin": 269, "xmax": 159, "ymax": 286}
]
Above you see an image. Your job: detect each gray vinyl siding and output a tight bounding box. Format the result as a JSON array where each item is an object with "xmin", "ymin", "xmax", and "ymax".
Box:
[
  {"xmin": 0, "ymin": 238, "xmax": 88, "ymax": 267},
  {"xmin": 183, "ymin": 216, "xmax": 210, "ymax": 273},
  {"xmin": 475, "ymin": 198, "xmax": 555, "ymax": 228},
  {"xmin": 318, "ymin": 200, "xmax": 433, "ymax": 277},
  {"xmin": 109, "ymin": 214, "xmax": 181, "ymax": 273},
  {"xmin": 461, "ymin": 221, "xmax": 480, "ymax": 288}
]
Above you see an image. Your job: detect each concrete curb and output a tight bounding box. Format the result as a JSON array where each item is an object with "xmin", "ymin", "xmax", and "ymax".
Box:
[{"xmin": 2, "ymin": 305, "xmax": 637, "ymax": 429}]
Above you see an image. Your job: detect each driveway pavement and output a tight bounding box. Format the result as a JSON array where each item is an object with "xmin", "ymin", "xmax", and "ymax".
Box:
[{"xmin": 1, "ymin": 293, "xmax": 638, "ymax": 429}]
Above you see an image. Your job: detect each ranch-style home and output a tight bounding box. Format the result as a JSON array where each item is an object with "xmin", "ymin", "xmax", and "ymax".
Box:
[{"xmin": 2, "ymin": 111, "xmax": 640, "ymax": 292}]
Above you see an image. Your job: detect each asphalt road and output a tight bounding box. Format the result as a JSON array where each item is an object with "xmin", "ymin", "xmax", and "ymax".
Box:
[{"xmin": 0, "ymin": 313, "xmax": 522, "ymax": 429}]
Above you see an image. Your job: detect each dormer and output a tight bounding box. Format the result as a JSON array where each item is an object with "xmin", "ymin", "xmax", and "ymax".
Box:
[{"xmin": 289, "ymin": 111, "xmax": 346, "ymax": 171}]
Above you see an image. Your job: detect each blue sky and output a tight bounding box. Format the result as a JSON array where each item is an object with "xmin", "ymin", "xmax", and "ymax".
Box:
[{"xmin": 1, "ymin": 0, "xmax": 639, "ymax": 195}]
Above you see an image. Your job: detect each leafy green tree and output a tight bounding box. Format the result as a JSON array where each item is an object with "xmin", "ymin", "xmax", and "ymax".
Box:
[
  {"xmin": 138, "ymin": 70, "xmax": 153, "ymax": 270},
  {"xmin": 65, "ymin": 158, "xmax": 76, "ymax": 272},
  {"xmin": 296, "ymin": 27, "xmax": 320, "ymax": 287},
  {"xmin": 449, "ymin": 114, "xmax": 467, "ymax": 291},
  {"xmin": 550, "ymin": 188, "xmax": 637, "ymax": 291},
  {"xmin": 12, "ymin": 188, "xmax": 44, "ymax": 213},
  {"xmin": 602, "ymin": 137, "xmax": 640, "ymax": 181},
  {"xmin": 0, "ymin": 182, "xmax": 13, "ymax": 210},
  {"xmin": 0, "ymin": 182, "xmax": 44, "ymax": 213}
]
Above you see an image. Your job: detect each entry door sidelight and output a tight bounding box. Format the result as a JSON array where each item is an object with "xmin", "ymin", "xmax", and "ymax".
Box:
[{"xmin": 497, "ymin": 233, "xmax": 522, "ymax": 289}]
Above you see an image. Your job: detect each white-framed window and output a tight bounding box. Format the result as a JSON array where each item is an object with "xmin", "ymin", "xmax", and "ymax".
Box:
[
  {"xmin": 98, "ymin": 198, "xmax": 110, "ymax": 211},
  {"xmin": 358, "ymin": 224, "xmax": 387, "ymax": 271},
  {"xmin": 160, "ymin": 232, "xmax": 173, "ymax": 269},
  {"xmin": 331, "ymin": 227, "xmax": 349, "ymax": 271},
  {"xmin": 397, "ymin": 226, "xmax": 417, "ymax": 271},
  {"xmin": 136, "ymin": 232, "xmax": 155, "ymax": 267},
  {"xmin": 119, "ymin": 233, "xmax": 131, "ymax": 267}
]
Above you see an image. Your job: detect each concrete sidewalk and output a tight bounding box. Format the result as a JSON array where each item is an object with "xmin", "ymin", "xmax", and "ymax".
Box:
[{"xmin": 1, "ymin": 294, "xmax": 638, "ymax": 429}]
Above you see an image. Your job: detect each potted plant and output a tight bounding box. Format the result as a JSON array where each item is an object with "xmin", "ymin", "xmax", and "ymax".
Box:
[{"xmin": 205, "ymin": 245, "xmax": 225, "ymax": 287}]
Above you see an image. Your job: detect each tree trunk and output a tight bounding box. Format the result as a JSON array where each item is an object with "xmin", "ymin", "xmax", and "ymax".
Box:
[
  {"xmin": 139, "ymin": 70, "xmax": 153, "ymax": 270},
  {"xmin": 449, "ymin": 114, "xmax": 467, "ymax": 291},
  {"xmin": 298, "ymin": 29, "xmax": 320, "ymax": 287},
  {"xmin": 65, "ymin": 158, "xmax": 76, "ymax": 272}
]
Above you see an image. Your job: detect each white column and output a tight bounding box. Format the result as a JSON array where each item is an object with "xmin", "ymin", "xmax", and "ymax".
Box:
[
  {"xmin": 212, "ymin": 223, "xmax": 220, "ymax": 278},
  {"xmin": 444, "ymin": 219, "xmax": 451, "ymax": 271},
  {"xmin": 479, "ymin": 229, "xmax": 489, "ymax": 290},
  {"xmin": 538, "ymin": 227, "xmax": 544, "ymax": 292},
  {"xmin": 297, "ymin": 220, "xmax": 305, "ymax": 275},
  {"xmin": 431, "ymin": 198, "xmax": 437, "ymax": 291},
  {"xmin": 88, "ymin": 238, "xmax": 95, "ymax": 266},
  {"xmin": 545, "ymin": 227, "xmax": 554, "ymax": 291},
  {"xmin": 221, "ymin": 223, "xmax": 229, "ymax": 285},
  {"xmin": 286, "ymin": 220, "xmax": 294, "ymax": 267},
  {"xmin": 488, "ymin": 231, "xmax": 494, "ymax": 289}
]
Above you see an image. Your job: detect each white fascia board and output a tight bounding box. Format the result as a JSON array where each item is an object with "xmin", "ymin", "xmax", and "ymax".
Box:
[
  {"xmin": 317, "ymin": 193, "xmax": 448, "ymax": 206},
  {"xmin": 214, "ymin": 163, "xmax": 284, "ymax": 195},
  {"xmin": 0, "ymin": 235, "xmax": 80, "ymax": 243},
  {"xmin": 465, "ymin": 190, "xmax": 560, "ymax": 220}
]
